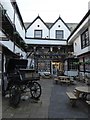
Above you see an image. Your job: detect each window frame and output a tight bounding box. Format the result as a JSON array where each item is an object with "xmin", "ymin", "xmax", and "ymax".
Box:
[
  {"xmin": 81, "ymin": 28, "xmax": 89, "ymax": 49},
  {"xmin": 34, "ymin": 30, "xmax": 42, "ymax": 38},
  {"xmin": 68, "ymin": 59, "xmax": 78, "ymax": 71},
  {"xmin": 55, "ymin": 30, "xmax": 64, "ymax": 39}
]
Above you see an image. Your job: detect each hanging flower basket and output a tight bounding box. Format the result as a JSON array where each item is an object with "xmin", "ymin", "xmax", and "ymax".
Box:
[
  {"xmin": 73, "ymin": 60, "xmax": 90, "ymax": 65},
  {"xmin": 73, "ymin": 62, "xmax": 79, "ymax": 65},
  {"xmin": 20, "ymin": 41, "xmax": 28, "ymax": 51},
  {"xmin": 84, "ymin": 60, "xmax": 90, "ymax": 65},
  {"xmin": 79, "ymin": 62, "xmax": 85, "ymax": 65},
  {"xmin": 13, "ymin": 31, "xmax": 19, "ymax": 35},
  {"xmin": 73, "ymin": 61, "xmax": 84, "ymax": 65}
]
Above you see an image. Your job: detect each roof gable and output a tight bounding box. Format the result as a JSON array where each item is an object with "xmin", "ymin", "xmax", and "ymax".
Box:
[
  {"xmin": 50, "ymin": 16, "xmax": 71, "ymax": 31},
  {"xmin": 67, "ymin": 10, "xmax": 90, "ymax": 41},
  {"xmin": 24, "ymin": 22, "xmax": 78, "ymax": 31},
  {"xmin": 26, "ymin": 15, "xmax": 49, "ymax": 30}
]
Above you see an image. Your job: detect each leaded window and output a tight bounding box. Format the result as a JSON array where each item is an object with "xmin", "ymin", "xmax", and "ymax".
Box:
[
  {"xmin": 34, "ymin": 30, "xmax": 42, "ymax": 38},
  {"xmin": 56, "ymin": 30, "xmax": 64, "ymax": 39},
  {"xmin": 81, "ymin": 29, "xmax": 89, "ymax": 49}
]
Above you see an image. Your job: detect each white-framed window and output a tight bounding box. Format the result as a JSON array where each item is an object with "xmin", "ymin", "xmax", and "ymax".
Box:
[
  {"xmin": 34, "ymin": 30, "xmax": 42, "ymax": 38},
  {"xmin": 38, "ymin": 60, "xmax": 50, "ymax": 72},
  {"xmin": 81, "ymin": 28, "xmax": 90, "ymax": 49},
  {"xmin": 68, "ymin": 59, "xmax": 78, "ymax": 71},
  {"xmin": 55, "ymin": 30, "xmax": 64, "ymax": 39}
]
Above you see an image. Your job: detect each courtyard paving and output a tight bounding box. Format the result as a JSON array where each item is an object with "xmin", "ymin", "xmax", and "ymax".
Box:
[{"xmin": 1, "ymin": 78, "xmax": 90, "ymax": 119}]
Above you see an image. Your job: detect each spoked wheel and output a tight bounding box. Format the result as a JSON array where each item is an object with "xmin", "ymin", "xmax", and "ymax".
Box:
[
  {"xmin": 30, "ymin": 82, "xmax": 41, "ymax": 99},
  {"xmin": 9, "ymin": 85, "xmax": 21, "ymax": 107}
]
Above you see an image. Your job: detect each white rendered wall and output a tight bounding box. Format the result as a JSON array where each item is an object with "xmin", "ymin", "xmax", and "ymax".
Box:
[
  {"xmin": 50, "ymin": 19, "xmax": 70, "ymax": 39},
  {"xmin": 1, "ymin": 1, "xmax": 26, "ymax": 58},
  {"xmin": 0, "ymin": 41, "xmax": 26, "ymax": 59},
  {"xmin": 1, "ymin": 0, "xmax": 25, "ymax": 41},
  {"xmin": 1, "ymin": 40, "xmax": 14, "ymax": 52},
  {"xmin": 68, "ymin": 16, "xmax": 89, "ymax": 44},
  {"xmin": 73, "ymin": 35, "xmax": 90, "ymax": 56},
  {"xmin": 26, "ymin": 18, "xmax": 49, "ymax": 38},
  {"xmin": 25, "ymin": 38, "xmax": 67, "ymax": 45},
  {"xmin": 15, "ymin": 13, "xmax": 25, "ymax": 40},
  {"xmin": 73, "ymin": 36, "xmax": 81, "ymax": 56},
  {"xmin": 0, "ymin": 0, "xmax": 14, "ymax": 23}
]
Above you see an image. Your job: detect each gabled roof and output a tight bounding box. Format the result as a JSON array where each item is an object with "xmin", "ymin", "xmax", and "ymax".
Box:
[
  {"xmin": 24, "ymin": 22, "xmax": 78, "ymax": 31},
  {"xmin": 66, "ymin": 23, "xmax": 78, "ymax": 32},
  {"xmin": 24, "ymin": 22, "xmax": 31, "ymax": 29},
  {"xmin": 46, "ymin": 23, "xmax": 53, "ymax": 28},
  {"xmin": 50, "ymin": 16, "xmax": 71, "ymax": 31},
  {"xmin": 26, "ymin": 15, "xmax": 49, "ymax": 30},
  {"xmin": 67, "ymin": 10, "xmax": 90, "ymax": 41}
]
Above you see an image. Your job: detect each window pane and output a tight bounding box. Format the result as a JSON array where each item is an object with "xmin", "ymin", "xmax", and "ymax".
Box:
[
  {"xmin": 38, "ymin": 60, "xmax": 50, "ymax": 72},
  {"xmin": 81, "ymin": 29, "xmax": 89, "ymax": 49},
  {"xmin": 34, "ymin": 30, "xmax": 42, "ymax": 38},
  {"xmin": 56, "ymin": 30, "xmax": 64, "ymax": 39},
  {"xmin": 68, "ymin": 59, "xmax": 78, "ymax": 70}
]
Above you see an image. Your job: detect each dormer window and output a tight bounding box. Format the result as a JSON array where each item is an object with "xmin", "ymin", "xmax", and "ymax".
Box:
[
  {"xmin": 58, "ymin": 25, "xmax": 60, "ymax": 27},
  {"xmin": 37, "ymin": 25, "xmax": 40, "ymax": 27},
  {"xmin": 34, "ymin": 30, "xmax": 42, "ymax": 38},
  {"xmin": 55, "ymin": 30, "xmax": 64, "ymax": 39}
]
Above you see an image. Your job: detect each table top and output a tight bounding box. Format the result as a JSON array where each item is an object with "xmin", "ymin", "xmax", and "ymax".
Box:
[
  {"xmin": 75, "ymin": 86, "xmax": 90, "ymax": 93},
  {"xmin": 58, "ymin": 76, "xmax": 69, "ymax": 78}
]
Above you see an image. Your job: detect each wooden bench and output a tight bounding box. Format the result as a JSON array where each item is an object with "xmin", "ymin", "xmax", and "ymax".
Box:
[
  {"xmin": 54, "ymin": 78, "xmax": 59, "ymax": 84},
  {"xmin": 86, "ymin": 101, "xmax": 90, "ymax": 105},
  {"xmin": 60, "ymin": 79, "xmax": 70, "ymax": 85},
  {"xmin": 66, "ymin": 92, "xmax": 78, "ymax": 106},
  {"xmin": 54, "ymin": 77, "xmax": 71, "ymax": 85}
]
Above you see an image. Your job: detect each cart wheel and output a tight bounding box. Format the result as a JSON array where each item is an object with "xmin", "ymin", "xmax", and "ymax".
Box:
[
  {"xmin": 9, "ymin": 85, "xmax": 21, "ymax": 107},
  {"xmin": 30, "ymin": 82, "xmax": 41, "ymax": 99}
]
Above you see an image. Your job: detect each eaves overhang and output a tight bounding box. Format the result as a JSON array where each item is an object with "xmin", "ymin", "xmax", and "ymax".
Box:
[
  {"xmin": 67, "ymin": 10, "xmax": 90, "ymax": 44},
  {"xmin": 10, "ymin": 0, "xmax": 25, "ymax": 29},
  {"xmin": 25, "ymin": 37, "xmax": 67, "ymax": 45},
  {"xmin": 26, "ymin": 15, "xmax": 49, "ymax": 30}
]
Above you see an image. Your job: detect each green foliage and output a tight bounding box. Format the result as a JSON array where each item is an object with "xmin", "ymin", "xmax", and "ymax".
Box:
[{"xmin": 73, "ymin": 60, "xmax": 90, "ymax": 65}]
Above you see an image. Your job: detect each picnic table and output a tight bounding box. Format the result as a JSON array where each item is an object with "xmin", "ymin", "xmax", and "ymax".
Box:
[
  {"xmin": 55, "ymin": 76, "xmax": 71, "ymax": 85},
  {"xmin": 66, "ymin": 86, "xmax": 90, "ymax": 106},
  {"xmin": 75, "ymin": 86, "xmax": 90, "ymax": 99}
]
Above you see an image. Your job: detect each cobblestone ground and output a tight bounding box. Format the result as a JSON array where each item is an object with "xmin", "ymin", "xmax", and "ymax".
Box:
[{"xmin": 1, "ymin": 78, "xmax": 89, "ymax": 119}]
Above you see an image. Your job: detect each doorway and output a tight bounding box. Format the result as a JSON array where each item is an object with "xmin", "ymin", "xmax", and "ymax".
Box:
[{"xmin": 51, "ymin": 62, "xmax": 63, "ymax": 76}]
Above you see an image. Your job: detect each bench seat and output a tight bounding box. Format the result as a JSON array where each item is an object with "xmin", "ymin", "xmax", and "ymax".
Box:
[
  {"xmin": 86, "ymin": 100, "xmax": 90, "ymax": 105},
  {"xmin": 66, "ymin": 92, "xmax": 78, "ymax": 106},
  {"xmin": 66, "ymin": 92, "xmax": 77, "ymax": 99},
  {"xmin": 60, "ymin": 80, "xmax": 70, "ymax": 83},
  {"xmin": 54, "ymin": 78, "xmax": 59, "ymax": 84},
  {"xmin": 54, "ymin": 78, "xmax": 71, "ymax": 85}
]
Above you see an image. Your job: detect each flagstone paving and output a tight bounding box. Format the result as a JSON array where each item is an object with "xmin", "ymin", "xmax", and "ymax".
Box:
[{"xmin": 1, "ymin": 78, "xmax": 89, "ymax": 119}]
